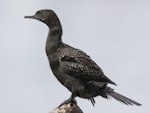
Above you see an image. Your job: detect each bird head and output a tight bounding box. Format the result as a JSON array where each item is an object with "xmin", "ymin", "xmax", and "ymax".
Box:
[{"xmin": 25, "ymin": 9, "xmax": 60, "ymax": 27}]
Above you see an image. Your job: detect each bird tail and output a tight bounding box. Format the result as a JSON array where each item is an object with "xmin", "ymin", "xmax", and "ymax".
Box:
[{"xmin": 105, "ymin": 87, "xmax": 141, "ymax": 106}]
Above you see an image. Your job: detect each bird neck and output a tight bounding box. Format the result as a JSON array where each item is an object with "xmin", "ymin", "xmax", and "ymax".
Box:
[{"xmin": 45, "ymin": 25, "xmax": 62, "ymax": 55}]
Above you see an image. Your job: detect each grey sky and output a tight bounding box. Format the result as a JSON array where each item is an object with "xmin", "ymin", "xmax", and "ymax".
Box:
[{"xmin": 0, "ymin": 0, "xmax": 149, "ymax": 113}]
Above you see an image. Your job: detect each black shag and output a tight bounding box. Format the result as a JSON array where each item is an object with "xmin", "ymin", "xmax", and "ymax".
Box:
[{"xmin": 25, "ymin": 9, "xmax": 141, "ymax": 106}]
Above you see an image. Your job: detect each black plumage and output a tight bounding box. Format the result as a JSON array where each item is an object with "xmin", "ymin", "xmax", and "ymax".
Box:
[{"xmin": 25, "ymin": 9, "xmax": 141, "ymax": 106}]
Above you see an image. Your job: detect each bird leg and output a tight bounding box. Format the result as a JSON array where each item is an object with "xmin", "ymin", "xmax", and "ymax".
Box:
[
  {"xmin": 70, "ymin": 93, "xmax": 76, "ymax": 100},
  {"xmin": 58, "ymin": 93, "xmax": 76, "ymax": 107}
]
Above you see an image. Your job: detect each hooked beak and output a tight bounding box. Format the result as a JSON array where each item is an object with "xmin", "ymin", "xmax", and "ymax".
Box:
[
  {"xmin": 24, "ymin": 15, "xmax": 44, "ymax": 21},
  {"xmin": 24, "ymin": 15, "xmax": 35, "ymax": 19}
]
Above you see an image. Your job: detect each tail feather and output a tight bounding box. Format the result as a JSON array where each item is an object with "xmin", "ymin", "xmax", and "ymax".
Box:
[{"xmin": 106, "ymin": 87, "xmax": 141, "ymax": 106}]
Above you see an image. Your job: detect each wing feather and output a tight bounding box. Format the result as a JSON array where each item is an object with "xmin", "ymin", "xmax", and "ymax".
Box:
[{"xmin": 59, "ymin": 47, "xmax": 116, "ymax": 85}]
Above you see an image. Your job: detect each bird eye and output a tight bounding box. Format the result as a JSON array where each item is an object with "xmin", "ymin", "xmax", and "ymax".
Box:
[{"xmin": 36, "ymin": 11, "xmax": 42, "ymax": 16}]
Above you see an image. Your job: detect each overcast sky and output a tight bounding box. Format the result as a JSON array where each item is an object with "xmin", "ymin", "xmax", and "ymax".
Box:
[{"xmin": 0, "ymin": 0, "xmax": 149, "ymax": 113}]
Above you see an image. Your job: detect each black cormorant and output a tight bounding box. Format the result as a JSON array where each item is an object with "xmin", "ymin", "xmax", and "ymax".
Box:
[{"xmin": 25, "ymin": 9, "xmax": 141, "ymax": 106}]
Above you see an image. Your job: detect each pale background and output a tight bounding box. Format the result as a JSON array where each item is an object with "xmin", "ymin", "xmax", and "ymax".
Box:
[{"xmin": 0, "ymin": 0, "xmax": 149, "ymax": 113}]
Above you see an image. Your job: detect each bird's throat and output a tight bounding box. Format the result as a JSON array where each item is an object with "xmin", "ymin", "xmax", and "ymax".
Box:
[{"xmin": 45, "ymin": 27, "xmax": 62, "ymax": 55}]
